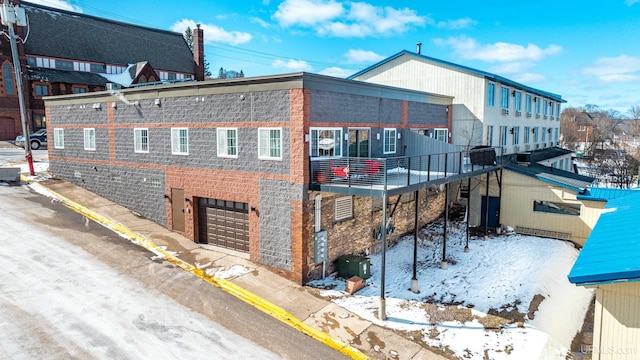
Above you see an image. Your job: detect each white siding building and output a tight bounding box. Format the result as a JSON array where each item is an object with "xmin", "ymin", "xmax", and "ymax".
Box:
[{"xmin": 349, "ymin": 50, "xmax": 565, "ymax": 155}]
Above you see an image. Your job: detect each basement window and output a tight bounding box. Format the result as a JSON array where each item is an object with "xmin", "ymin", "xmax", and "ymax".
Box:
[{"xmin": 533, "ymin": 200, "xmax": 580, "ymax": 216}]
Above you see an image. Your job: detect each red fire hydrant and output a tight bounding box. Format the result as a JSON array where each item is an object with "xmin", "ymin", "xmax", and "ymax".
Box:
[{"xmin": 26, "ymin": 152, "xmax": 35, "ymax": 176}]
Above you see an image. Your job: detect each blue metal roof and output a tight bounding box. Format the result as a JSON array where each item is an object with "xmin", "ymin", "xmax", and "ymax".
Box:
[
  {"xmin": 577, "ymin": 187, "xmax": 639, "ymax": 202},
  {"xmin": 568, "ymin": 190, "xmax": 640, "ymax": 286},
  {"xmin": 505, "ymin": 162, "xmax": 596, "ymax": 192},
  {"xmin": 348, "ymin": 50, "xmax": 566, "ymax": 102}
]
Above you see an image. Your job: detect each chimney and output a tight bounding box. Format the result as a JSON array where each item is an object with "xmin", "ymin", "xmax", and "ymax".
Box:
[
  {"xmin": 193, "ymin": 24, "xmax": 205, "ymax": 81},
  {"xmin": 416, "ymin": 42, "xmax": 422, "ymax": 54}
]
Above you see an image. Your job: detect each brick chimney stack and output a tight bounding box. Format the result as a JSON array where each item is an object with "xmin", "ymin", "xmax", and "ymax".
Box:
[{"xmin": 194, "ymin": 24, "xmax": 205, "ymax": 81}]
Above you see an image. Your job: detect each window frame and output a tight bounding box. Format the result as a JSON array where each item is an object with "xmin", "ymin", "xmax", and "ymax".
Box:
[
  {"xmin": 171, "ymin": 127, "xmax": 189, "ymax": 155},
  {"xmin": 83, "ymin": 128, "xmax": 96, "ymax": 151},
  {"xmin": 34, "ymin": 83, "xmax": 50, "ymax": 97},
  {"xmin": 514, "ymin": 91, "xmax": 522, "ymax": 111},
  {"xmin": 512, "ymin": 126, "xmax": 520, "ymax": 145},
  {"xmin": 500, "ymin": 87, "xmax": 509, "ymax": 109},
  {"xmin": 216, "ymin": 127, "xmax": 238, "ymax": 158},
  {"xmin": 310, "ymin": 127, "xmax": 342, "ymax": 158},
  {"xmin": 3, "ymin": 62, "xmax": 15, "ymax": 95},
  {"xmin": 134, "ymin": 128, "xmax": 149, "ymax": 153},
  {"xmin": 525, "ymin": 94, "xmax": 532, "ymax": 113},
  {"xmin": 383, "ymin": 128, "xmax": 397, "ymax": 154},
  {"xmin": 433, "ymin": 128, "xmax": 448, "ymax": 143},
  {"xmin": 533, "ymin": 200, "xmax": 581, "ymax": 216},
  {"xmin": 499, "ymin": 126, "xmax": 508, "ymax": 147},
  {"xmin": 486, "ymin": 125, "xmax": 494, "ymax": 146},
  {"xmin": 53, "ymin": 128, "xmax": 64, "ymax": 149},
  {"xmin": 524, "ymin": 126, "xmax": 531, "ymax": 144},
  {"xmin": 487, "ymin": 83, "xmax": 495, "ymax": 107},
  {"xmin": 258, "ymin": 127, "xmax": 282, "ymax": 160}
]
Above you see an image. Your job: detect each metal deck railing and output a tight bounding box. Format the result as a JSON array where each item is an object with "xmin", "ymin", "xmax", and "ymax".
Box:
[{"xmin": 309, "ymin": 147, "xmax": 504, "ymax": 197}]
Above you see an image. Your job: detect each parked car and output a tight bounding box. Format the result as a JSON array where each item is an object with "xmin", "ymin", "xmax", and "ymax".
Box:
[{"xmin": 15, "ymin": 128, "xmax": 47, "ymax": 150}]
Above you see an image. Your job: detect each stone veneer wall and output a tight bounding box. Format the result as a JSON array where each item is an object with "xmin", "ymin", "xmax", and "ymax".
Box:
[{"xmin": 304, "ymin": 189, "xmax": 446, "ymax": 281}]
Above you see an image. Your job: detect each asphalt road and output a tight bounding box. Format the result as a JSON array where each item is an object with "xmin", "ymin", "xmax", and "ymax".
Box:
[
  {"xmin": 0, "ymin": 183, "xmax": 347, "ymax": 359},
  {"xmin": 0, "ymin": 141, "xmax": 48, "ymax": 167}
]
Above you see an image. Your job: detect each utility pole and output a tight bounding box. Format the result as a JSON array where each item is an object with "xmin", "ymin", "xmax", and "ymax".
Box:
[{"xmin": 1, "ymin": 1, "xmax": 34, "ymax": 175}]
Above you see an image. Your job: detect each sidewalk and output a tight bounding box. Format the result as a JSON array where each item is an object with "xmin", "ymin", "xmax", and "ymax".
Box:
[{"xmin": 19, "ymin": 172, "xmax": 447, "ymax": 360}]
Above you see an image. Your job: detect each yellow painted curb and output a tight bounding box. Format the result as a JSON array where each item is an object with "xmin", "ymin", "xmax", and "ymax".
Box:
[{"xmin": 25, "ymin": 178, "xmax": 368, "ymax": 360}]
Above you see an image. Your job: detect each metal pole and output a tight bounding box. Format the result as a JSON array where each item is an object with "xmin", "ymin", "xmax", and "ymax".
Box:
[
  {"xmin": 465, "ymin": 177, "xmax": 470, "ymax": 252},
  {"xmin": 379, "ymin": 194, "xmax": 387, "ymax": 320},
  {"xmin": 411, "ymin": 190, "xmax": 419, "ymax": 293},
  {"xmin": 484, "ymin": 173, "xmax": 489, "ymax": 237},
  {"xmin": 6, "ymin": 8, "xmax": 34, "ymax": 176},
  {"xmin": 441, "ymin": 183, "xmax": 448, "ymax": 269}
]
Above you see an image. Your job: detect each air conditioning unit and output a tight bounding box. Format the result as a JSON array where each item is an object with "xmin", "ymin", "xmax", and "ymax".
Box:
[
  {"xmin": 525, "ymin": 144, "xmax": 531, "ymax": 151},
  {"xmin": 502, "ymin": 109, "xmax": 509, "ymax": 115},
  {"xmin": 536, "ymin": 114, "xmax": 540, "ymax": 119},
  {"xmin": 513, "ymin": 145, "xmax": 520, "ymax": 152},
  {"xmin": 544, "ymin": 115, "xmax": 548, "ymax": 120},
  {"xmin": 516, "ymin": 111, "xmax": 522, "ymax": 117},
  {"xmin": 526, "ymin": 113, "xmax": 532, "ymax": 118}
]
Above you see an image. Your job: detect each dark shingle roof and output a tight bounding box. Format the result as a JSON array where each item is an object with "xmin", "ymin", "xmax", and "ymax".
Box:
[
  {"xmin": 22, "ymin": 2, "xmax": 195, "ymax": 74},
  {"xmin": 348, "ymin": 50, "xmax": 565, "ymax": 102},
  {"xmin": 505, "ymin": 162, "xmax": 596, "ymax": 192},
  {"xmin": 28, "ymin": 67, "xmax": 108, "ymax": 86}
]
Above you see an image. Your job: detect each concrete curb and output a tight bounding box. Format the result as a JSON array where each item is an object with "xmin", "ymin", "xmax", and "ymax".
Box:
[{"xmin": 24, "ymin": 177, "xmax": 368, "ymax": 360}]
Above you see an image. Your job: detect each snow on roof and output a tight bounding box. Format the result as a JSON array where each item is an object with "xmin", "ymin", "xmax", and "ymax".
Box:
[{"xmin": 100, "ymin": 64, "xmax": 135, "ymax": 88}]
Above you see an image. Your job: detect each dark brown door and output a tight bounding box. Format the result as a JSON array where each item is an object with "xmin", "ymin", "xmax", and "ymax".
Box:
[
  {"xmin": 198, "ymin": 198, "xmax": 249, "ymax": 252},
  {"xmin": 0, "ymin": 117, "xmax": 15, "ymax": 140},
  {"xmin": 171, "ymin": 188, "xmax": 185, "ymax": 232}
]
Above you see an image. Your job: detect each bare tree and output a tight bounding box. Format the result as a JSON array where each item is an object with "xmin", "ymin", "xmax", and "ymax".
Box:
[{"xmin": 628, "ymin": 104, "xmax": 640, "ymax": 140}]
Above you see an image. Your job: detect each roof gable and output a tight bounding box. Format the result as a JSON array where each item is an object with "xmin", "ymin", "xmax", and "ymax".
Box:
[
  {"xmin": 348, "ymin": 50, "xmax": 565, "ymax": 102},
  {"xmin": 22, "ymin": 2, "xmax": 195, "ymax": 74},
  {"xmin": 568, "ymin": 190, "xmax": 640, "ymax": 285}
]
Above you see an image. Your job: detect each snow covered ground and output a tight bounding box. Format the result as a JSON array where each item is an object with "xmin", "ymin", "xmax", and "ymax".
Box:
[{"xmin": 309, "ymin": 221, "xmax": 594, "ymax": 359}]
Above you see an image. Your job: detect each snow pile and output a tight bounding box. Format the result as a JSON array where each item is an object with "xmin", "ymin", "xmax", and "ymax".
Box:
[{"xmin": 309, "ymin": 221, "xmax": 593, "ymax": 359}]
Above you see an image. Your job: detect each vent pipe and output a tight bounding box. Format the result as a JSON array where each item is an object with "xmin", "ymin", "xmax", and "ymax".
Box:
[{"xmin": 416, "ymin": 42, "xmax": 422, "ymax": 54}]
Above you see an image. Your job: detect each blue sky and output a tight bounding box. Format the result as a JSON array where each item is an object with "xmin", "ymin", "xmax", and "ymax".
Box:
[{"xmin": 29, "ymin": 0, "xmax": 640, "ymax": 115}]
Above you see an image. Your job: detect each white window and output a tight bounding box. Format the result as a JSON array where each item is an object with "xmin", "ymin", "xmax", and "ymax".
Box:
[
  {"xmin": 556, "ymin": 104, "xmax": 561, "ymax": 119},
  {"xmin": 525, "ymin": 94, "xmax": 532, "ymax": 113},
  {"xmin": 555, "ymin": 128, "xmax": 560, "ymax": 142},
  {"xmin": 533, "ymin": 127, "xmax": 539, "ymax": 143},
  {"xmin": 500, "ymin": 87, "xmax": 509, "ymax": 109},
  {"xmin": 258, "ymin": 128, "xmax": 282, "ymax": 160},
  {"xmin": 535, "ymin": 98, "xmax": 541, "ymax": 114},
  {"xmin": 499, "ymin": 126, "xmax": 508, "ymax": 147},
  {"xmin": 543, "ymin": 100, "xmax": 549, "ymax": 115},
  {"xmin": 384, "ymin": 128, "xmax": 397, "ymax": 154},
  {"xmin": 171, "ymin": 127, "xmax": 188, "ymax": 155},
  {"xmin": 83, "ymin": 128, "xmax": 95, "ymax": 151},
  {"xmin": 486, "ymin": 125, "xmax": 494, "ymax": 146},
  {"xmin": 134, "ymin": 128, "xmax": 149, "ymax": 153},
  {"xmin": 487, "ymin": 83, "xmax": 495, "ymax": 106},
  {"xmin": 334, "ymin": 196, "xmax": 353, "ymax": 221},
  {"xmin": 542, "ymin": 127, "xmax": 547, "ymax": 142},
  {"xmin": 512, "ymin": 126, "xmax": 520, "ymax": 145},
  {"xmin": 217, "ymin": 128, "xmax": 237, "ymax": 158},
  {"xmin": 550, "ymin": 102, "xmax": 555, "ymax": 116},
  {"xmin": 54, "ymin": 128, "xmax": 64, "ymax": 149},
  {"xmin": 433, "ymin": 128, "xmax": 448, "ymax": 142},
  {"xmin": 310, "ymin": 128, "xmax": 342, "ymax": 158},
  {"xmin": 514, "ymin": 91, "xmax": 522, "ymax": 111},
  {"xmin": 524, "ymin": 126, "xmax": 531, "ymax": 144}
]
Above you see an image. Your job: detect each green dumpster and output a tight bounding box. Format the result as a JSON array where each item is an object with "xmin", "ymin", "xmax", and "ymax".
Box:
[{"xmin": 337, "ymin": 255, "xmax": 371, "ymax": 279}]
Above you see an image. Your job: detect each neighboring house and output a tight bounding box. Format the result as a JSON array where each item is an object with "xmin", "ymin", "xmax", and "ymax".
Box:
[
  {"xmin": 44, "ymin": 72, "xmax": 498, "ymax": 284},
  {"xmin": 0, "ymin": 0, "xmax": 203, "ymax": 140},
  {"xmin": 349, "ymin": 50, "xmax": 565, "ymax": 155},
  {"xmin": 568, "ymin": 189, "xmax": 640, "ymax": 359}
]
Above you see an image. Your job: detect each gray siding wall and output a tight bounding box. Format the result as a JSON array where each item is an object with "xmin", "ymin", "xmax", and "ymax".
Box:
[
  {"xmin": 309, "ymin": 89, "xmax": 403, "ymax": 124},
  {"xmin": 51, "ymin": 127, "xmax": 110, "ymax": 161},
  {"xmin": 259, "ymin": 179, "xmax": 292, "ymax": 270},
  {"xmin": 48, "ymin": 104, "xmax": 108, "ymax": 125},
  {"xmin": 49, "ymin": 162, "xmax": 167, "ymax": 226},
  {"xmin": 408, "ymin": 102, "xmax": 448, "ymax": 126},
  {"xmin": 113, "ymin": 91, "xmax": 290, "ymax": 124}
]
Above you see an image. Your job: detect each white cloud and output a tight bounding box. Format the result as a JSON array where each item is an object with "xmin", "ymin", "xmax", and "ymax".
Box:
[
  {"xmin": 273, "ymin": 0, "xmax": 425, "ymax": 37},
  {"xmin": 344, "ymin": 49, "xmax": 385, "ymax": 64},
  {"xmin": 627, "ymin": 0, "xmax": 640, "ymax": 5},
  {"xmin": 171, "ymin": 19, "xmax": 252, "ymax": 46},
  {"xmin": 582, "ymin": 55, "xmax": 640, "ymax": 83},
  {"xmin": 436, "ymin": 17, "xmax": 476, "ymax": 29},
  {"xmin": 27, "ymin": 0, "xmax": 82, "ymax": 12},
  {"xmin": 273, "ymin": 0, "xmax": 344, "ymax": 27},
  {"xmin": 319, "ymin": 67, "xmax": 353, "ymax": 77},
  {"xmin": 272, "ymin": 59, "xmax": 313, "ymax": 71},
  {"xmin": 435, "ymin": 36, "xmax": 561, "ymax": 62},
  {"xmin": 488, "ymin": 62, "xmax": 535, "ymax": 74},
  {"xmin": 511, "ymin": 73, "xmax": 546, "ymax": 83},
  {"xmin": 251, "ymin": 17, "xmax": 271, "ymax": 28}
]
